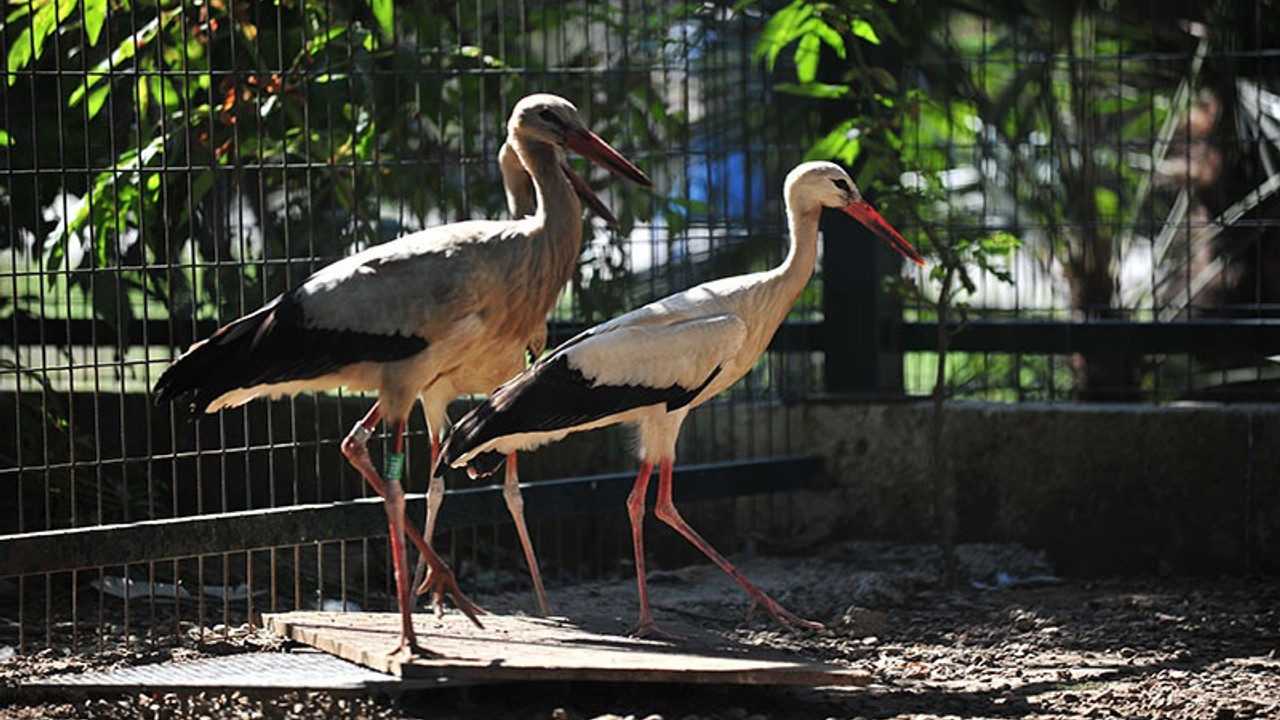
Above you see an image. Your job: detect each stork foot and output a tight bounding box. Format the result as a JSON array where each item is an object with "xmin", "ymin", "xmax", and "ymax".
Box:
[
  {"xmin": 390, "ymin": 633, "xmax": 439, "ymax": 660},
  {"xmin": 417, "ymin": 561, "xmax": 487, "ymax": 625},
  {"xmin": 746, "ymin": 597, "xmax": 825, "ymax": 632},
  {"xmin": 627, "ymin": 614, "xmax": 681, "ymax": 641}
]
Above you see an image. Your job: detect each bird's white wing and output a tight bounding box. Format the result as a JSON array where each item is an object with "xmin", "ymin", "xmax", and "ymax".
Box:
[
  {"xmin": 440, "ymin": 312, "xmax": 747, "ymax": 473},
  {"xmin": 563, "ymin": 313, "xmax": 747, "ymax": 392}
]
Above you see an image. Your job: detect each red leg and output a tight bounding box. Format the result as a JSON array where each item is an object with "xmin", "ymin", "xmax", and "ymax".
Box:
[
  {"xmin": 502, "ymin": 453, "xmax": 550, "ymax": 617},
  {"xmin": 382, "ymin": 418, "xmax": 420, "ymax": 656},
  {"xmin": 626, "ymin": 461, "xmax": 673, "ymax": 638},
  {"xmin": 340, "ymin": 406, "xmax": 483, "ymax": 639},
  {"xmin": 652, "ymin": 458, "xmax": 824, "ymax": 632}
]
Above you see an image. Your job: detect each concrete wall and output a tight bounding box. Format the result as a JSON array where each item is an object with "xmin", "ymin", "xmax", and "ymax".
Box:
[
  {"xmin": 727, "ymin": 401, "xmax": 1279, "ymax": 576},
  {"xmin": 35, "ymin": 394, "xmax": 1275, "ymax": 576}
]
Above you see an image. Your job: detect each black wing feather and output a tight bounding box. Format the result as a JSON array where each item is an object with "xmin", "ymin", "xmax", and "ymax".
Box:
[
  {"xmin": 154, "ymin": 290, "xmax": 427, "ymax": 413},
  {"xmin": 442, "ymin": 353, "xmax": 721, "ymax": 478}
]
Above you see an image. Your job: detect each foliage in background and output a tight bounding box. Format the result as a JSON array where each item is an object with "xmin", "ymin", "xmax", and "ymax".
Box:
[
  {"xmin": 752, "ymin": 0, "xmax": 1280, "ymax": 401},
  {"xmin": 0, "ymin": 0, "xmax": 705, "ymax": 529},
  {"xmin": 752, "ymin": 0, "xmax": 1022, "ymax": 397},
  {"xmin": 0, "ymin": 0, "xmax": 675, "ymax": 340}
]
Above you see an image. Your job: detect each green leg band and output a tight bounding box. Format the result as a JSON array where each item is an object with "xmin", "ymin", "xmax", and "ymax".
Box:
[{"xmin": 385, "ymin": 452, "xmax": 405, "ymax": 483}]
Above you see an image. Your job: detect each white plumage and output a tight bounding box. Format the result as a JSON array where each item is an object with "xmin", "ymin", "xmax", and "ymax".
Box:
[{"xmin": 441, "ymin": 161, "xmax": 925, "ymax": 636}]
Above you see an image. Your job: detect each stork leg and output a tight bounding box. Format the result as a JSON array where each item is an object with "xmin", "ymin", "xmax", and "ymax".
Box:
[
  {"xmin": 384, "ymin": 419, "xmax": 419, "ymax": 655},
  {"xmin": 625, "ymin": 460, "xmax": 674, "ymax": 638},
  {"xmin": 652, "ymin": 458, "xmax": 824, "ymax": 632},
  {"xmin": 410, "ymin": 435, "xmax": 446, "ymax": 603},
  {"xmin": 501, "ymin": 452, "xmax": 550, "ymax": 617},
  {"xmin": 340, "ymin": 405, "xmax": 483, "ymax": 644}
]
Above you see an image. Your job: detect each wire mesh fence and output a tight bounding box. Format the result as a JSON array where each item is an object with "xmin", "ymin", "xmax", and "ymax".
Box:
[
  {"xmin": 2, "ymin": 0, "xmax": 1279, "ymax": 655},
  {"xmin": 888, "ymin": 1, "xmax": 1280, "ymax": 401},
  {"xmin": 0, "ymin": 0, "xmax": 818, "ymax": 654}
]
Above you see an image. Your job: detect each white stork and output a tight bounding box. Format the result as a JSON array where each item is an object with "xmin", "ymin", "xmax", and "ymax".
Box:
[
  {"xmin": 154, "ymin": 94, "xmax": 651, "ymax": 655},
  {"xmin": 410, "ymin": 131, "xmax": 629, "ymax": 617},
  {"xmin": 438, "ymin": 161, "xmax": 926, "ymax": 637}
]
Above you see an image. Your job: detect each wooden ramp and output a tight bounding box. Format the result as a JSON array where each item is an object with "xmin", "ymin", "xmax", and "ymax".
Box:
[{"xmin": 265, "ymin": 611, "xmax": 870, "ymax": 687}]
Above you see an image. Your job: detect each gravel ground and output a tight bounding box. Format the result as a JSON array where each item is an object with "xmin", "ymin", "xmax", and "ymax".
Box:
[{"xmin": 2, "ymin": 541, "xmax": 1277, "ymax": 720}]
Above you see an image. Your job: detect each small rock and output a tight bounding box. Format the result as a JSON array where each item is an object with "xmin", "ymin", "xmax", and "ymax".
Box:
[
  {"xmin": 1011, "ymin": 612, "xmax": 1036, "ymax": 632},
  {"xmin": 839, "ymin": 606, "xmax": 890, "ymax": 637}
]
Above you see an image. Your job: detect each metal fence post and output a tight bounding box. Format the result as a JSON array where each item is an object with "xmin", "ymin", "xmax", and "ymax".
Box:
[{"xmin": 821, "ymin": 210, "xmax": 905, "ymax": 397}]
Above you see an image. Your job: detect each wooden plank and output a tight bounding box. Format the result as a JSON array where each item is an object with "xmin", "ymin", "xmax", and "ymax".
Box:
[{"xmin": 265, "ymin": 611, "xmax": 870, "ymax": 687}]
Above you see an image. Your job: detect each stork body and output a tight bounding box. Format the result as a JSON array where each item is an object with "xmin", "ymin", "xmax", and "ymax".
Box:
[
  {"xmin": 440, "ymin": 161, "xmax": 925, "ymax": 637},
  {"xmin": 413, "ymin": 133, "xmax": 630, "ymax": 617},
  {"xmin": 154, "ymin": 94, "xmax": 650, "ymax": 654}
]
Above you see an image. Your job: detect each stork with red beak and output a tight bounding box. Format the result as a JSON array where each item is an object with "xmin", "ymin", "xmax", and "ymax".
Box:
[
  {"xmin": 439, "ymin": 161, "xmax": 925, "ymax": 637},
  {"xmin": 410, "ymin": 122, "xmax": 634, "ymax": 618},
  {"xmin": 154, "ymin": 94, "xmax": 652, "ymax": 655}
]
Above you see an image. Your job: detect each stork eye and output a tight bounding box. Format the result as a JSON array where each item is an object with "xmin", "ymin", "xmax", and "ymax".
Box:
[
  {"xmin": 539, "ymin": 109, "xmax": 566, "ymax": 128},
  {"xmin": 832, "ymin": 178, "xmax": 852, "ymax": 193}
]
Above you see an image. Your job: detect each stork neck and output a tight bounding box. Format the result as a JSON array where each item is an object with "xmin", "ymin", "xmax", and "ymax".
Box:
[
  {"xmin": 515, "ymin": 140, "xmax": 580, "ymax": 229},
  {"xmin": 769, "ymin": 200, "xmax": 823, "ymax": 303},
  {"xmin": 513, "ymin": 137, "xmax": 583, "ymax": 281}
]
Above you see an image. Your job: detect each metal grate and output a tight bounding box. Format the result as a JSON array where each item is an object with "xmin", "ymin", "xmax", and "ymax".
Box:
[{"xmin": 22, "ymin": 650, "xmax": 400, "ymax": 691}]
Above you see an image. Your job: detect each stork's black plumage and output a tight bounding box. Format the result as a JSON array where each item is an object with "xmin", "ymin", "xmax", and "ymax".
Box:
[{"xmin": 154, "ymin": 290, "xmax": 427, "ymax": 414}]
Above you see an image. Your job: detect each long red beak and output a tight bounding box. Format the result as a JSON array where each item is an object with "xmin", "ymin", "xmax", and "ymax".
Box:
[
  {"xmin": 564, "ymin": 128, "xmax": 653, "ymax": 188},
  {"xmin": 843, "ymin": 200, "xmax": 926, "ymax": 267},
  {"xmin": 561, "ymin": 161, "xmax": 620, "ymax": 229}
]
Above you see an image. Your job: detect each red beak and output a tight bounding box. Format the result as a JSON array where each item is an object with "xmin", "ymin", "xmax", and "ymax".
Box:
[
  {"xmin": 843, "ymin": 200, "xmax": 926, "ymax": 267},
  {"xmin": 561, "ymin": 161, "xmax": 620, "ymax": 229},
  {"xmin": 564, "ymin": 128, "xmax": 653, "ymax": 188}
]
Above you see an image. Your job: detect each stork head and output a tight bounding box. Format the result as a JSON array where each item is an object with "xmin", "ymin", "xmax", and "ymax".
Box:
[
  {"xmin": 507, "ymin": 94, "xmax": 653, "ymax": 189},
  {"xmin": 498, "ymin": 139, "xmax": 622, "ymax": 228},
  {"xmin": 786, "ymin": 161, "xmax": 926, "ymax": 267}
]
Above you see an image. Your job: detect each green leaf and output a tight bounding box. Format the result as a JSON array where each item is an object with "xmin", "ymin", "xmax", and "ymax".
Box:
[
  {"xmin": 1094, "ymin": 186, "xmax": 1119, "ymax": 219},
  {"xmin": 308, "ymin": 24, "xmax": 349, "ymax": 55},
  {"xmin": 5, "ymin": 0, "xmax": 38, "ymax": 24},
  {"xmin": 369, "ymin": 0, "xmax": 393, "ymax": 39},
  {"xmin": 30, "ymin": 2, "xmax": 58, "ymax": 61},
  {"xmin": 26, "ymin": 0, "xmax": 77, "ymax": 68},
  {"xmin": 979, "ymin": 231, "xmax": 1023, "ymax": 255},
  {"xmin": 754, "ymin": 0, "xmax": 812, "ymax": 71},
  {"xmin": 6, "ymin": 28, "xmax": 34, "ymax": 84},
  {"xmin": 804, "ymin": 118, "xmax": 861, "ymax": 165},
  {"xmin": 83, "ymin": 0, "xmax": 108, "ymax": 45},
  {"xmin": 86, "ymin": 83, "xmax": 111, "ymax": 120},
  {"xmin": 70, "ymin": 17, "xmax": 157, "ymax": 107},
  {"xmin": 794, "ymin": 32, "xmax": 821, "ymax": 83},
  {"xmin": 773, "ymin": 82, "xmax": 850, "ymax": 99},
  {"xmin": 810, "ymin": 17, "xmax": 845, "ymax": 59},
  {"xmin": 850, "ymin": 18, "xmax": 881, "ymax": 45}
]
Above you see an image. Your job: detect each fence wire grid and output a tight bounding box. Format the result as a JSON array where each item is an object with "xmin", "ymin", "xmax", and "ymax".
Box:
[{"xmin": 2, "ymin": 0, "xmax": 1279, "ymax": 654}]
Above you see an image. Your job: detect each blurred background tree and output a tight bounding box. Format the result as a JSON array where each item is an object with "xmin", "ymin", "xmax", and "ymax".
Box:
[{"xmin": 752, "ymin": 0, "xmax": 1280, "ymax": 400}]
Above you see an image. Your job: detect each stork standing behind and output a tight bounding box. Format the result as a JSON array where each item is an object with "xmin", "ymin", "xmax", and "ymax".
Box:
[
  {"xmin": 154, "ymin": 94, "xmax": 651, "ymax": 654},
  {"xmin": 439, "ymin": 161, "xmax": 925, "ymax": 637},
  {"xmin": 412, "ymin": 132, "xmax": 631, "ymax": 616}
]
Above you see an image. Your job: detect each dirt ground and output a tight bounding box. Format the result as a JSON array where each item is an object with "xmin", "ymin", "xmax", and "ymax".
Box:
[{"xmin": 2, "ymin": 541, "xmax": 1277, "ymax": 720}]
